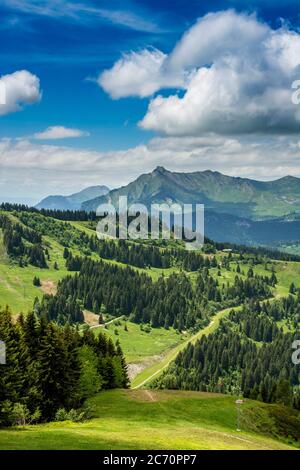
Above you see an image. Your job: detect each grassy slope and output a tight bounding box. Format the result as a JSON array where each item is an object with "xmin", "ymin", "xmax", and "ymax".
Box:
[
  {"xmin": 1, "ymin": 214, "xmax": 300, "ymax": 383},
  {"xmin": 131, "ymin": 306, "xmax": 239, "ymax": 388},
  {"xmin": 0, "ymin": 220, "xmax": 178, "ymax": 314},
  {"xmin": 97, "ymin": 320, "xmax": 186, "ymax": 363},
  {"xmin": 0, "ymin": 389, "xmax": 296, "ymax": 450},
  {"xmin": 69, "ymin": 220, "xmax": 181, "ymax": 281},
  {"xmin": 0, "ymin": 216, "xmax": 187, "ymax": 371},
  {"xmin": 4, "ymin": 215, "xmax": 297, "ymax": 316},
  {"xmin": 275, "ymin": 261, "xmax": 300, "ymax": 295}
]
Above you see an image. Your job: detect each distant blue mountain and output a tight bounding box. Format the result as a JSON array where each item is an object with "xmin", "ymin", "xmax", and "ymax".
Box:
[{"xmin": 36, "ymin": 185, "xmax": 109, "ymax": 210}]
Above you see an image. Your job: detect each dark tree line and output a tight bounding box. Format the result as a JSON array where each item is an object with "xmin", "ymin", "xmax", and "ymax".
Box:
[
  {"xmin": 39, "ymin": 256, "xmax": 275, "ymax": 330},
  {"xmin": 263, "ymin": 293, "xmax": 300, "ymax": 327},
  {"xmin": 0, "ymin": 203, "xmax": 97, "ymax": 221},
  {"xmin": 213, "ymin": 238, "xmax": 300, "ymax": 262},
  {"xmin": 0, "ymin": 306, "xmax": 128, "ymax": 426},
  {"xmin": 2, "ymin": 204, "xmax": 299, "ymax": 262},
  {"xmin": 39, "ymin": 209, "xmax": 97, "ymax": 221},
  {"xmin": 194, "ymin": 268, "xmax": 274, "ymax": 306},
  {"xmin": 33, "ymin": 294, "xmax": 84, "ymax": 324},
  {"xmin": 229, "ymin": 307, "xmax": 280, "ymax": 342},
  {"xmin": 45, "ymin": 257, "xmax": 206, "ymax": 329},
  {"xmin": 17, "ymin": 210, "xmax": 219, "ymax": 271}
]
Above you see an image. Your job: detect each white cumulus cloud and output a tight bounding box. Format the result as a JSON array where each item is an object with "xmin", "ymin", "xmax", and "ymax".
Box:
[
  {"xmin": 33, "ymin": 126, "xmax": 90, "ymax": 140},
  {"xmin": 98, "ymin": 49, "xmax": 170, "ymax": 99},
  {"xmin": 0, "ymin": 70, "xmax": 41, "ymax": 115},
  {"xmin": 1, "ymin": 135, "xmax": 300, "ymax": 200}
]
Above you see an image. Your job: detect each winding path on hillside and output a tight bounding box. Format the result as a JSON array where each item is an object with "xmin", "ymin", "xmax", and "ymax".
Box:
[
  {"xmin": 131, "ymin": 290, "xmax": 287, "ymax": 389},
  {"xmin": 131, "ymin": 304, "xmax": 242, "ymax": 389}
]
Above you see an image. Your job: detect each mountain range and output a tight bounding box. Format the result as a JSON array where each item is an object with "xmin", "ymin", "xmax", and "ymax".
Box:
[
  {"xmin": 36, "ymin": 185, "xmax": 109, "ymax": 211},
  {"xmin": 82, "ymin": 167, "xmax": 300, "ymax": 220},
  {"xmin": 37, "ymin": 167, "xmax": 300, "ymax": 247}
]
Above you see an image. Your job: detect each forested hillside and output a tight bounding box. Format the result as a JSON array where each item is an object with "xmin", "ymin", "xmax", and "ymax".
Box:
[
  {"xmin": 0, "ymin": 205, "xmax": 300, "ymax": 446},
  {"xmin": 153, "ymin": 295, "xmax": 300, "ymax": 409},
  {"xmin": 0, "ymin": 306, "xmax": 128, "ymax": 426}
]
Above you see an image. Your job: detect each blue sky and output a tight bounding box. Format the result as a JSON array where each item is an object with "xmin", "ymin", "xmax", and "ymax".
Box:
[{"xmin": 0, "ymin": 0, "xmax": 300, "ymax": 202}]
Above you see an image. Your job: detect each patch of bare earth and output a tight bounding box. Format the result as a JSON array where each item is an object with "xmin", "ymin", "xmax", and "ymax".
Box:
[
  {"xmin": 83, "ymin": 310, "xmax": 99, "ymax": 326},
  {"xmin": 124, "ymin": 389, "xmax": 162, "ymax": 402},
  {"xmin": 127, "ymin": 363, "xmax": 146, "ymax": 381},
  {"xmin": 125, "ymin": 389, "xmax": 228, "ymax": 403},
  {"xmin": 41, "ymin": 280, "xmax": 57, "ymax": 295}
]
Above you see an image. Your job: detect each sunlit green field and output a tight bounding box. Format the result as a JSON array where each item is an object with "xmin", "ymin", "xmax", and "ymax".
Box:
[
  {"xmin": 0, "ymin": 226, "xmax": 177, "ymax": 313},
  {"xmin": 209, "ymin": 259, "xmax": 300, "ymax": 297},
  {"xmin": 274, "ymin": 261, "xmax": 300, "ymax": 295},
  {"xmin": 0, "ymin": 390, "xmax": 296, "ymax": 450}
]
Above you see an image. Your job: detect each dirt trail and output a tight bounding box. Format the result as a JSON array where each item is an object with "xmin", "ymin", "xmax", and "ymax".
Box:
[{"xmin": 131, "ymin": 307, "xmax": 242, "ymax": 390}]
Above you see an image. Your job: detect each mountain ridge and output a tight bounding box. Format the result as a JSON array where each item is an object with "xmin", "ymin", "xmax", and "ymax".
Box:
[
  {"xmin": 79, "ymin": 167, "xmax": 300, "ymax": 248},
  {"xmin": 36, "ymin": 185, "xmax": 109, "ymax": 210}
]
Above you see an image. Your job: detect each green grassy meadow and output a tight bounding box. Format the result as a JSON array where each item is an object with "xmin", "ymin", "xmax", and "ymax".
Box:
[
  {"xmin": 97, "ymin": 320, "xmax": 186, "ymax": 363},
  {"xmin": 0, "ymin": 389, "xmax": 297, "ymax": 450}
]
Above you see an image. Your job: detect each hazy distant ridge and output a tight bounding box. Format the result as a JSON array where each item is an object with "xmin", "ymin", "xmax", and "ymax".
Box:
[{"xmin": 36, "ymin": 185, "xmax": 109, "ymax": 210}]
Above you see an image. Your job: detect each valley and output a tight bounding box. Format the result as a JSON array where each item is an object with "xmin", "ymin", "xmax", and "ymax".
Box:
[
  {"xmin": 0, "ymin": 205, "xmax": 300, "ymax": 449},
  {"xmin": 3, "ymin": 1, "xmax": 300, "ymax": 456}
]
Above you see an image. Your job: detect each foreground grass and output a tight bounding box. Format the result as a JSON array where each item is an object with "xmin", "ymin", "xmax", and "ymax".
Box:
[{"xmin": 0, "ymin": 390, "xmax": 296, "ymax": 450}]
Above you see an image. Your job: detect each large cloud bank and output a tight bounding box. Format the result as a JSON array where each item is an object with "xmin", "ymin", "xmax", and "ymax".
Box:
[{"xmin": 98, "ymin": 10, "xmax": 300, "ymax": 136}]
